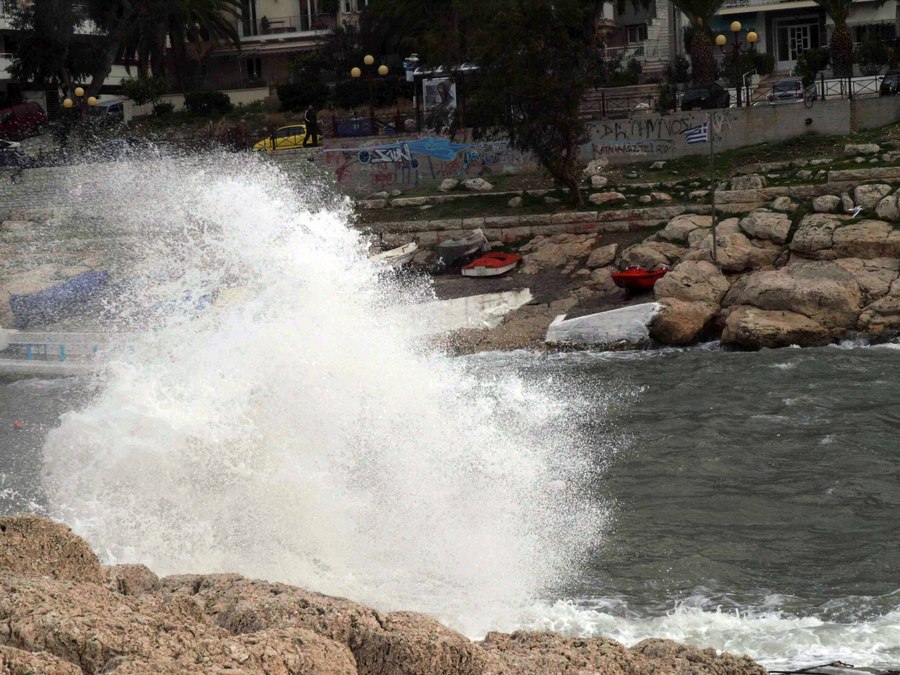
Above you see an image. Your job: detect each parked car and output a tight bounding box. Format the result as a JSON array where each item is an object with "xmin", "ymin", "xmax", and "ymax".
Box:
[
  {"xmin": 87, "ymin": 99, "xmax": 126, "ymax": 125},
  {"xmin": 768, "ymin": 77, "xmax": 817, "ymax": 104},
  {"xmin": 681, "ymin": 83, "xmax": 730, "ymax": 110},
  {"xmin": 0, "ymin": 101, "xmax": 48, "ymax": 140},
  {"xmin": 879, "ymin": 70, "xmax": 900, "ymax": 96},
  {"xmin": 253, "ymin": 124, "xmax": 311, "ymax": 151}
]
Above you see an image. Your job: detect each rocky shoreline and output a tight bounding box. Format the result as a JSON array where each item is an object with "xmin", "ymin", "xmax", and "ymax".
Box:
[
  {"xmin": 442, "ymin": 191, "xmax": 900, "ymax": 354},
  {"xmin": 0, "ymin": 515, "xmax": 769, "ymax": 674}
]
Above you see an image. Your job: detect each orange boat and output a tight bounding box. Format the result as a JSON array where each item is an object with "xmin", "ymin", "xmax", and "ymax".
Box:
[
  {"xmin": 461, "ymin": 252, "xmax": 522, "ymax": 277},
  {"xmin": 611, "ymin": 266, "xmax": 668, "ymax": 290}
]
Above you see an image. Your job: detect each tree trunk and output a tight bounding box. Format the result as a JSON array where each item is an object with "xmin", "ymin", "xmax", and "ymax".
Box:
[
  {"xmin": 690, "ymin": 28, "xmax": 716, "ymax": 83},
  {"xmin": 831, "ymin": 21, "xmax": 854, "ymax": 78}
]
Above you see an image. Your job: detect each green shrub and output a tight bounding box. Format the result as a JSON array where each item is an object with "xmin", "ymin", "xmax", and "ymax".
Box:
[
  {"xmin": 856, "ymin": 38, "xmax": 889, "ymax": 75},
  {"xmin": 152, "ymin": 101, "xmax": 174, "ymax": 117},
  {"xmin": 184, "ymin": 91, "xmax": 233, "ymax": 116},
  {"xmin": 754, "ymin": 52, "xmax": 775, "ymax": 75},
  {"xmin": 121, "ymin": 77, "xmax": 167, "ymax": 106},
  {"xmin": 667, "ymin": 55, "xmax": 691, "ymax": 84},
  {"xmin": 276, "ymin": 80, "xmax": 329, "ymax": 111},
  {"xmin": 795, "ymin": 48, "xmax": 829, "ymax": 82}
]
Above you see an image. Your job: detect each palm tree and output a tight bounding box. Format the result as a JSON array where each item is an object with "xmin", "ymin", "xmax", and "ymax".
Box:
[
  {"xmin": 119, "ymin": 0, "xmax": 242, "ymax": 89},
  {"xmin": 810, "ymin": 0, "xmax": 853, "ymax": 77},
  {"xmin": 670, "ymin": 0, "xmax": 728, "ymax": 82}
]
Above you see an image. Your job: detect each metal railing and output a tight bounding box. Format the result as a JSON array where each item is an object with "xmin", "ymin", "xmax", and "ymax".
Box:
[
  {"xmin": 238, "ymin": 13, "xmax": 335, "ymax": 38},
  {"xmin": 581, "ymin": 92, "xmax": 659, "ymax": 119},
  {"xmin": 603, "ymin": 40, "xmax": 667, "ymax": 63}
]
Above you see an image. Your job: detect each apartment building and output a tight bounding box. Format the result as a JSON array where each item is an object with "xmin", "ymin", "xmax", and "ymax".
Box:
[{"xmin": 713, "ymin": 0, "xmax": 896, "ymax": 73}]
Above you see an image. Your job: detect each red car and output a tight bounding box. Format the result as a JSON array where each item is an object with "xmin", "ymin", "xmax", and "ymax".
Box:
[{"xmin": 0, "ymin": 101, "xmax": 48, "ymax": 140}]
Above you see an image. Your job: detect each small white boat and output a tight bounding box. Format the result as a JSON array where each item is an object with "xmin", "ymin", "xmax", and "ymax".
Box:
[
  {"xmin": 372, "ymin": 242, "xmax": 418, "ymax": 268},
  {"xmin": 461, "ymin": 252, "xmax": 522, "ymax": 277}
]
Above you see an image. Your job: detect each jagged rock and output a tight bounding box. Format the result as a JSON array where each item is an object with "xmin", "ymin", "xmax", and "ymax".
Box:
[
  {"xmin": 749, "ymin": 240, "xmax": 783, "ymax": 269},
  {"xmin": 588, "ymin": 191, "xmax": 626, "ymax": 206},
  {"xmin": 639, "ymin": 195, "xmax": 652, "ymax": 204},
  {"xmin": 853, "ymin": 184, "xmax": 892, "ymax": 210},
  {"xmin": 582, "ymin": 158, "xmax": 609, "ymax": 178},
  {"xmin": 632, "ymin": 638, "xmax": 767, "ymax": 674},
  {"xmin": 844, "ymin": 143, "xmax": 880, "ymax": 155},
  {"xmin": 650, "ymin": 161, "xmax": 667, "ymax": 170},
  {"xmin": 650, "ymin": 298, "xmax": 718, "ymax": 345},
  {"xmin": 796, "ymin": 170, "xmax": 813, "ymax": 180},
  {"xmin": 723, "ymin": 260, "xmax": 863, "ymax": 332},
  {"xmin": 462, "ymin": 178, "xmax": 493, "ymax": 192},
  {"xmin": 590, "ymin": 175, "xmax": 609, "ymax": 188},
  {"xmin": 659, "ymin": 214, "xmax": 712, "ymax": 244},
  {"xmin": 771, "ymin": 196, "xmax": 797, "ymax": 212},
  {"xmin": 103, "ymin": 564, "xmax": 160, "ymax": 597},
  {"xmin": 731, "ymin": 174, "xmax": 765, "ymax": 190},
  {"xmin": 586, "ymin": 243, "xmax": 618, "ymax": 269},
  {"xmin": 527, "ymin": 243, "xmax": 568, "ymax": 269},
  {"xmin": 722, "ymin": 307, "xmax": 830, "ymax": 348},
  {"xmin": 857, "ymin": 279, "xmax": 900, "ymax": 336},
  {"xmin": 875, "ymin": 194, "xmax": 900, "ymax": 221},
  {"xmin": 508, "ymin": 196, "xmax": 523, "ymax": 208},
  {"xmin": 834, "ymin": 258, "xmax": 900, "ymax": 303},
  {"xmin": 650, "ymin": 192, "xmax": 672, "ymax": 202},
  {"xmin": 813, "ymin": 195, "xmax": 841, "ymax": 213},
  {"xmin": 654, "ymin": 260, "xmax": 730, "ymax": 305},
  {"xmin": 739, "ymin": 209, "xmax": 792, "ymax": 244},
  {"xmin": 0, "ymin": 645, "xmax": 82, "ymax": 675},
  {"xmin": 359, "ymin": 199, "xmax": 387, "ymax": 210},
  {"xmin": 689, "ymin": 189, "xmax": 710, "ymax": 200},
  {"xmin": 438, "ymin": 179, "xmax": 459, "ymax": 192},
  {"xmin": 0, "ymin": 515, "xmax": 102, "ymax": 584}
]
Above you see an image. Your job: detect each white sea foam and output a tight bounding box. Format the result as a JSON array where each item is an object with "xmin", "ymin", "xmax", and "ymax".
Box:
[{"xmin": 40, "ymin": 153, "xmax": 605, "ymax": 637}]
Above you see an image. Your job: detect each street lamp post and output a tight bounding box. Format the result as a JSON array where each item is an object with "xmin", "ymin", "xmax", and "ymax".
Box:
[
  {"xmin": 62, "ymin": 86, "xmax": 98, "ymax": 123},
  {"xmin": 715, "ymin": 22, "xmax": 758, "ymax": 108},
  {"xmin": 351, "ymin": 55, "xmax": 389, "ymax": 135}
]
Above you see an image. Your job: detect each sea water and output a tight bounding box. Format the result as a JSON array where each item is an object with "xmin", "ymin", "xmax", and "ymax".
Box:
[{"xmin": 0, "ymin": 153, "xmax": 897, "ymax": 669}]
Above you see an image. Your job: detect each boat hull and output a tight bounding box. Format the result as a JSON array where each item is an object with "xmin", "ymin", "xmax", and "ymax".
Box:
[
  {"xmin": 611, "ymin": 267, "xmax": 667, "ymax": 290},
  {"xmin": 461, "ymin": 252, "xmax": 522, "ymax": 277}
]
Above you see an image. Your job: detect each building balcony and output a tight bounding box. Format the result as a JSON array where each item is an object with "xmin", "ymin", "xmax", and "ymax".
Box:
[
  {"xmin": 720, "ymin": 0, "xmax": 817, "ymax": 10},
  {"xmin": 237, "ymin": 13, "xmax": 335, "ymax": 41}
]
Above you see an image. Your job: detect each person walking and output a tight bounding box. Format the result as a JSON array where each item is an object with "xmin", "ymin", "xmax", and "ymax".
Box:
[{"xmin": 303, "ymin": 104, "xmax": 319, "ymax": 147}]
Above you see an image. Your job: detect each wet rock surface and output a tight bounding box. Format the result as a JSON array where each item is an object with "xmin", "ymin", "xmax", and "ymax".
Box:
[{"xmin": 0, "ymin": 516, "xmax": 769, "ymax": 674}]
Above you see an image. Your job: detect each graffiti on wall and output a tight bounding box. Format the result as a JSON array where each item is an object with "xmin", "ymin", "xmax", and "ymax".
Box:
[
  {"xmin": 589, "ymin": 111, "xmax": 738, "ymax": 157},
  {"xmin": 319, "ymin": 134, "xmax": 530, "ymax": 191}
]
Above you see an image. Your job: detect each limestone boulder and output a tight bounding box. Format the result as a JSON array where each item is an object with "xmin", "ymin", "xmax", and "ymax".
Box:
[
  {"xmin": 0, "ymin": 515, "xmax": 102, "ymax": 583},
  {"xmin": 590, "ymin": 174, "xmax": 609, "ymax": 188},
  {"xmin": 834, "ymin": 257, "xmax": 900, "ymax": 303},
  {"xmin": 844, "ymin": 143, "xmax": 880, "ymax": 156},
  {"xmin": 739, "ymin": 209, "xmax": 792, "ymax": 244},
  {"xmin": 507, "ymin": 196, "xmax": 523, "ymax": 208},
  {"xmin": 588, "ymin": 191, "xmax": 626, "ymax": 206},
  {"xmin": 684, "ymin": 230, "xmax": 756, "ymax": 272},
  {"xmin": 582, "ymin": 157, "xmax": 609, "ymax": 178},
  {"xmin": 650, "ymin": 298, "xmax": 718, "ymax": 345},
  {"xmin": 771, "ymin": 196, "xmax": 797, "ymax": 212},
  {"xmin": 732, "ymin": 174, "xmax": 765, "ymax": 190},
  {"xmin": 790, "ymin": 214, "xmax": 847, "ymax": 260},
  {"xmin": 526, "ymin": 243, "xmax": 567, "ymax": 269},
  {"xmin": 853, "ymin": 184, "xmax": 892, "ymax": 210},
  {"xmin": 721, "ymin": 306, "xmax": 830, "ymax": 349},
  {"xmin": 875, "ymin": 194, "xmax": 900, "ymax": 221},
  {"xmin": 462, "ymin": 177, "xmax": 493, "ymax": 192},
  {"xmin": 586, "ymin": 243, "xmax": 618, "ymax": 269},
  {"xmin": 589, "ymin": 266, "xmax": 619, "ymax": 295},
  {"xmin": 658, "ymin": 214, "xmax": 712, "ymax": 244},
  {"xmin": 654, "ymin": 260, "xmax": 730, "ymax": 304},
  {"xmin": 723, "ymin": 260, "xmax": 863, "ymax": 331},
  {"xmin": 813, "ymin": 195, "xmax": 842, "ymax": 213},
  {"xmin": 618, "ymin": 244, "xmax": 671, "ymax": 271},
  {"xmin": 832, "ymin": 219, "xmax": 895, "ymax": 259}
]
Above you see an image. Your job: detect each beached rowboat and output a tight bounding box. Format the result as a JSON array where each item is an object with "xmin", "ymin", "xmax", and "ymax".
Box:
[
  {"xmin": 611, "ymin": 266, "xmax": 668, "ymax": 290},
  {"xmin": 372, "ymin": 242, "xmax": 418, "ymax": 269},
  {"xmin": 461, "ymin": 252, "xmax": 522, "ymax": 277}
]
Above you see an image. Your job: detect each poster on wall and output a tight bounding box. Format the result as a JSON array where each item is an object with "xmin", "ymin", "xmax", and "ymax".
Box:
[{"xmin": 422, "ymin": 77, "xmax": 457, "ymax": 114}]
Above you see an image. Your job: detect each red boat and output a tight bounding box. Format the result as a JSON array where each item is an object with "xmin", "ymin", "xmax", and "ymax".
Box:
[
  {"xmin": 611, "ymin": 266, "xmax": 668, "ymax": 290},
  {"xmin": 461, "ymin": 252, "xmax": 522, "ymax": 277}
]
